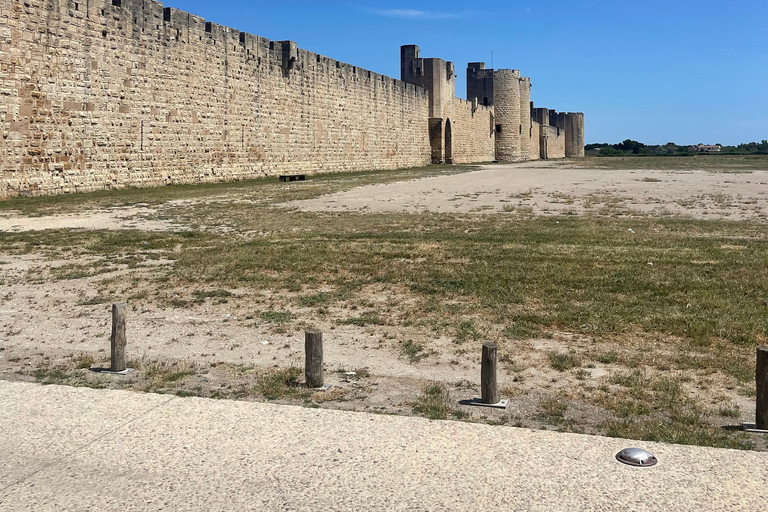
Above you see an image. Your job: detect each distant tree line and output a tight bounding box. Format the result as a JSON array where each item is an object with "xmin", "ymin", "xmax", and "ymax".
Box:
[{"xmin": 585, "ymin": 140, "xmax": 768, "ymax": 157}]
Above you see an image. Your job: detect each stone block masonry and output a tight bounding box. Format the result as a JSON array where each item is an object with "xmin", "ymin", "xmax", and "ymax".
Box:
[
  {"xmin": 466, "ymin": 63, "xmax": 584, "ymax": 163},
  {"xmin": 400, "ymin": 45, "xmax": 496, "ymax": 165},
  {"xmin": 565, "ymin": 113, "xmax": 585, "ymax": 158},
  {"xmin": 448, "ymin": 98, "xmax": 494, "ymax": 164},
  {"xmin": 1, "ymin": 0, "xmax": 585, "ymax": 198},
  {"xmin": 0, "ymin": 0, "xmax": 431, "ymax": 198}
]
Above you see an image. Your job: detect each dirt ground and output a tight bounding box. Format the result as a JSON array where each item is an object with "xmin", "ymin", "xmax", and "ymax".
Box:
[
  {"xmin": 1, "ymin": 160, "xmax": 766, "ymax": 449},
  {"xmin": 287, "ymin": 161, "xmax": 768, "ymax": 221}
]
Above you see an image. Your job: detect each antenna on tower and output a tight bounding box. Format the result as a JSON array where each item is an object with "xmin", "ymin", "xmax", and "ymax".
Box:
[{"xmin": 491, "ymin": 49, "xmax": 494, "ymax": 69}]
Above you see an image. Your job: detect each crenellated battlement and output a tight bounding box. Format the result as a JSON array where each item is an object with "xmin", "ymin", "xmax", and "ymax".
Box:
[{"xmin": 36, "ymin": 0, "xmax": 426, "ymax": 98}]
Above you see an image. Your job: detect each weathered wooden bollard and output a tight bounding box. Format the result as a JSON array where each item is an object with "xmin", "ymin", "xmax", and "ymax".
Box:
[
  {"xmin": 110, "ymin": 303, "xmax": 127, "ymax": 373},
  {"xmin": 481, "ymin": 342, "xmax": 500, "ymax": 405},
  {"xmin": 757, "ymin": 346, "xmax": 768, "ymax": 430},
  {"xmin": 305, "ymin": 329, "xmax": 324, "ymax": 389}
]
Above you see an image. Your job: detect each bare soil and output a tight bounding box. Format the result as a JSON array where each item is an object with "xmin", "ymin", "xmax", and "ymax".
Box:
[
  {"xmin": 1, "ymin": 160, "xmax": 765, "ymax": 449},
  {"xmin": 287, "ymin": 161, "xmax": 768, "ymax": 221}
]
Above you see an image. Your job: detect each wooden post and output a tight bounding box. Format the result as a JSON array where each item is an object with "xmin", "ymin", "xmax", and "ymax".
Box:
[
  {"xmin": 757, "ymin": 346, "xmax": 768, "ymax": 430},
  {"xmin": 481, "ymin": 342, "xmax": 499, "ymax": 405},
  {"xmin": 305, "ymin": 329, "xmax": 324, "ymax": 388},
  {"xmin": 110, "ymin": 303, "xmax": 127, "ymax": 372}
]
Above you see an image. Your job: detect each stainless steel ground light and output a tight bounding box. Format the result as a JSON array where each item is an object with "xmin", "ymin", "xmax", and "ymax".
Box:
[{"xmin": 616, "ymin": 448, "xmax": 658, "ymax": 467}]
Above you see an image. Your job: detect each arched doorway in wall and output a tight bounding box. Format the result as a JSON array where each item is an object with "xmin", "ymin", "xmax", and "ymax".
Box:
[{"xmin": 445, "ymin": 118, "xmax": 453, "ymax": 164}]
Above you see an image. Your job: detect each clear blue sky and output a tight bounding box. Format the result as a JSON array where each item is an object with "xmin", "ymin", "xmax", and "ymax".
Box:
[{"xmin": 165, "ymin": 0, "xmax": 766, "ymax": 145}]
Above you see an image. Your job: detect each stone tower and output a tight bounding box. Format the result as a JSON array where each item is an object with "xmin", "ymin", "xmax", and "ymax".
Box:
[
  {"xmin": 401, "ymin": 45, "xmax": 457, "ymax": 164},
  {"xmin": 467, "ymin": 62, "xmax": 494, "ymax": 107},
  {"xmin": 493, "ymin": 69, "xmax": 522, "ymax": 162},
  {"xmin": 564, "ymin": 113, "xmax": 585, "ymax": 157},
  {"xmin": 400, "ymin": 45, "xmax": 455, "ymax": 120},
  {"xmin": 467, "ymin": 61, "xmax": 584, "ymax": 161}
]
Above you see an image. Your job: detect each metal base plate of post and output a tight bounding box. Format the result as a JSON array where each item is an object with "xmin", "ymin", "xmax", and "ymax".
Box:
[
  {"xmin": 468, "ymin": 398, "xmax": 508, "ymax": 409},
  {"xmin": 742, "ymin": 423, "xmax": 768, "ymax": 434},
  {"xmin": 90, "ymin": 368, "xmax": 136, "ymax": 376}
]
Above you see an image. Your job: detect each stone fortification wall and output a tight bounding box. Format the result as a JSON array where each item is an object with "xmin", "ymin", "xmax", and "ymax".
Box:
[
  {"xmin": 565, "ymin": 112, "xmax": 585, "ymax": 157},
  {"xmin": 1, "ymin": 0, "xmax": 431, "ymax": 198},
  {"xmin": 448, "ymin": 99, "xmax": 494, "ymax": 164},
  {"xmin": 541, "ymin": 126, "xmax": 565, "ymax": 159},
  {"xmin": 528, "ymin": 120, "xmax": 540, "ymax": 161},
  {"xmin": 518, "ymin": 78, "xmax": 531, "ymax": 160},
  {"xmin": 466, "ymin": 62, "xmax": 584, "ymax": 162},
  {"xmin": 401, "ymin": 46, "xmax": 493, "ymax": 165}
]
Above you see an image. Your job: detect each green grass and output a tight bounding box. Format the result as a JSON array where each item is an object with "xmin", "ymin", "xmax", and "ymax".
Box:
[
  {"xmin": 413, "ymin": 382, "xmax": 453, "ymax": 420},
  {"xmin": 575, "ymin": 362, "xmax": 759, "ymax": 450},
  {"xmin": 610, "ymin": 369, "xmax": 651, "ymax": 390},
  {"xmin": 76, "ymin": 296, "xmax": 112, "ymax": 306},
  {"xmin": 192, "ymin": 289, "xmax": 232, "ymax": 303},
  {"xmin": 256, "ymin": 367, "xmax": 304, "ymax": 400},
  {"xmin": 297, "ymin": 292, "xmax": 333, "ymax": 307},
  {"xmin": 72, "ymin": 354, "xmax": 96, "ymax": 369},
  {"xmin": 454, "ymin": 319, "xmax": 481, "ymax": 343},
  {"xmin": 4, "ymin": 214, "xmax": 765, "ymax": 374},
  {"xmin": 32, "ymin": 364, "xmax": 69, "ymax": 385},
  {"xmin": 536, "ymin": 397, "xmax": 568, "ymax": 424},
  {"xmin": 142, "ymin": 360, "xmax": 198, "ymax": 389},
  {"xmin": 605, "ymin": 418, "xmax": 752, "ymax": 450},
  {"xmin": 342, "ymin": 312, "xmax": 384, "ymax": 327},
  {"xmin": 260, "ymin": 311, "xmax": 295, "ymax": 324},
  {"xmin": 573, "ymin": 155, "xmax": 768, "ymax": 172},
  {"xmin": 594, "ymin": 351, "xmax": 619, "ymax": 364},
  {"xmin": 5, "ymin": 174, "xmax": 767, "ymax": 353},
  {"xmin": 401, "ymin": 340, "xmax": 427, "ymax": 363},
  {"xmin": 548, "ymin": 352, "xmax": 581, "ymax": 372},
  {"xmin": 502, "ymin": 321, "xmax": 540, "ymax": 340},
  {"xmin": 718, "ymin": 406, "xmax": 740, "ymax": 418},
  {"xmin": 163, "ymin": 215, "xmax": 767, "ymax": 348}
]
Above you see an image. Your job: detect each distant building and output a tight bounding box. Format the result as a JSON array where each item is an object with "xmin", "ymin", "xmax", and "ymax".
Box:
[{"xmin": 689, "ymin": 144, "xmax": 722, "ymax": 153}]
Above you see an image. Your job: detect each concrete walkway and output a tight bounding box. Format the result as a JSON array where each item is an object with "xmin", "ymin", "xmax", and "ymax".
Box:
[{"xmin": 1, "ymin": 382, "xmax": 766, "ymax": 511}]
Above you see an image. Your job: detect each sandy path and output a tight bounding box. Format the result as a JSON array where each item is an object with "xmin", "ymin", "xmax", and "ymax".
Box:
[
  {"xmin": 0, "ymin": 206, "xmax": 178, "ymax": 232},
  {"xmin": 285, "ymin": 161, "xmax": 768, "ymax": 221}
]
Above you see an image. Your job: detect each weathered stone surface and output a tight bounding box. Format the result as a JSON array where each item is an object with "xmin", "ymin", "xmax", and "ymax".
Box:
[
  {"xmin": 1, "ymin": 1, "xmax": 584, "ymax": 199},
  {"xmin": 466, "ymin": 64, "xmax": 584, "ymax": 162},
  {"xmin": 1, "ymin": 0, "xmax": 432, "ymax": 198}
]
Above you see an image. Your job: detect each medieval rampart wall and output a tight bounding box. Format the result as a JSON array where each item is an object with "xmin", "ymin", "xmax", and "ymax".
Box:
[
  {"xmin": 448, "ymin": 98, "xmax": 494, "ymax": 164},
  {"xmin": 529, "ymin": 120, "xmax": 540, "ymax": 161},
  {"xmin": 0, "ymin": 0, "xmax": 432, "ymax": 198},
  {"xmin": 542, "ymin": 126, "xmax": 565, "ymax": 159},
  {"xmin": 518, "ymin": 78, "xmax": 531, "ymax": 161}
]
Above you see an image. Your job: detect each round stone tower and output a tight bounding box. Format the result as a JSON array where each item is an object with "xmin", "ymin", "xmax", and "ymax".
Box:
[
  {"xmin": 564, "ymin": 113, "xmax": 585, "ymax": 158},
  {"xmin": 493, "ymin": 69, "xmax": 521, "ymax": 162}
]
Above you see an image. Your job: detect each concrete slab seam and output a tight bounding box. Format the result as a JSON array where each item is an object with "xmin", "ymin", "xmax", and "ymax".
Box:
[{"xmin": 0, "ymin": 394, "xmax": 178, "ymax": 495}]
